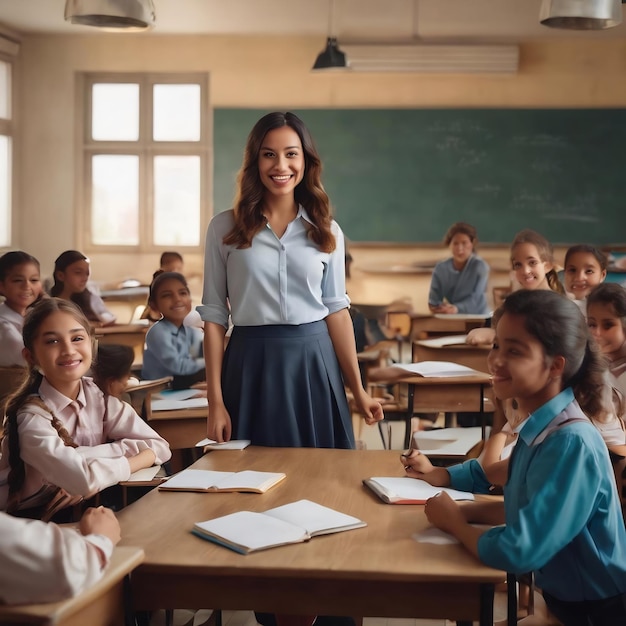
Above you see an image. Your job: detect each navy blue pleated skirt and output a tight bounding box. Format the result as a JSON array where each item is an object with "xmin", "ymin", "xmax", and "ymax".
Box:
[{"xmin": 222, "ymin": 321, "xmax": 355, "ymax": 449}]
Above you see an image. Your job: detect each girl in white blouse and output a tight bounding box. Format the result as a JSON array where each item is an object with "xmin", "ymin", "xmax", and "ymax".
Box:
[{"xmin": 0, "ymin": 298, "xmax": 171, "ymax": 517}]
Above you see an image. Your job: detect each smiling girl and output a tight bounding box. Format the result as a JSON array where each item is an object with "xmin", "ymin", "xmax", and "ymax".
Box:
[
  {"xmin": 0, "ymin": 251, "xmax": 43, "ymax": 366},
  {"xmin": 50, "ymin": 250, "xmax": 116, "ymax": 327},
  {"xmin": 587, "ymin": 282, "xmax": 626, "ymax": 401},
  {"xmin": 141, "ymin": 271, "xmax": 205, "ymax": 388},
  {"xmin": 423, "ymin": 289, "xmax": 626, "ymax": 626},
  {"xmin": 564, "ymin": 245, "xmax": 608, "ymax": 315},
  {"xmin": 428, "ymin": 222, "xmax": 490, "ymax": 315},
  {"xmin": 0, "ymin": 298, "xmax": 171, "ymax": 517}
]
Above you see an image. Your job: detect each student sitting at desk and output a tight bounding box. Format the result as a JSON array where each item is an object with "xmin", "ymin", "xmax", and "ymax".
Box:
[
  {"xmin": 428, "ymin": 221, "xmax": 490, "ymax": 316},
  {"xmin": 0, "ymin": 298, "xmax": 171, "ymax": 519},
  {"xmin": 563, "ymin": 244, "xmax": 607, "ymax": 317},
  {"xmin": 93, "ymin": 343, "xmax": 136, "ymax": 400},
  {"xmin": 142, "ymin": 272, "xmax": 205, "ymax": 389},
  {"xmin": 0, "ymin": 506, "xmax": 120, "ymax": 604},
  {"xmin": 0, "ymin": 250, "xmax": 44, "ymax": 366},
  {"xmin": 421, "ymin": 290, "xmax": 626, "ymax": 626},
  {"xmin": 50, "ymin": 250, "xmax": 116, "ymax": 327}
]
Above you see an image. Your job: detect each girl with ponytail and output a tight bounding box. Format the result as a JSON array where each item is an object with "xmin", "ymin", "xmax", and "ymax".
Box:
[
  {"xmin": 422, "ymin": 289, "xmax": 626, "ymax": 626},
  {"xmin": 0, "ymin": 298, "xmax": 170, "ymax": 517}
]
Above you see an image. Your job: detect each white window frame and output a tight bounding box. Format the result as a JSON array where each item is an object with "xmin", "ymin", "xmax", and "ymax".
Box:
[
  {"xmin": 0, "ymin": 31, "xmax": 19, "ymax": 250},
  {"xmin": 76, "ymin": 72, "xmax": 211, "ymax": 254}
]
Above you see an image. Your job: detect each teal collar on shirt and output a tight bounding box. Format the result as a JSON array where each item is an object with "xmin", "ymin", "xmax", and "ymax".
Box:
[{"xmin": 519, "ymin": 387, "xmax": 575, "ymax": 446}]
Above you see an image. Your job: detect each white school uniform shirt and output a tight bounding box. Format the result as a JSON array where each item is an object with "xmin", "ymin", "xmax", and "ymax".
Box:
[
  {"xmin": 88, "ymin": 292, "xmax": 117, "ymax": 325},
  {"xmin": 0, "ymin": 377, "xmax": 171, "ymax": 511},
  {"xmin": 0, "ymin": 302, "xmax": 27, "ymax": 366},
  {"xmin": 0, "ymin": 511, "xmax": 113, "ymax": 604}
]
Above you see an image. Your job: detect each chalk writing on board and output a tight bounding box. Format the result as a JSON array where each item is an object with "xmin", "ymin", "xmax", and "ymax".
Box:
[
  {"xmin": 530, "ymin": 159, "xmax": 563, "ymax": 174},
  {"xmin": 426, "ymin": 122, "xmax": 486, "ymax": 134},
  {"xmin": 472, "ymin": 184, "xmax": 501, "ymax": 196},
  {"xmin": 511, "ymin": 135, "xmax": 569, "ymax": 148},
  {"xmin": 458, "ymin": 150, "xmax": 486, "ymax": 168},
  {"xmin": 544, "ymin": 213, "xmax": 598, "ymax": 223}
]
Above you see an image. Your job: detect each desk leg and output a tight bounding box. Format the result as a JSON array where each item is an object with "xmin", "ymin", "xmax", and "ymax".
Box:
[
  {"xmin": 480, "ymin": 383, "xmax": 486, "ymax": 441},
  {"xmin": 405, "ymin": 383, "xmax": 415, "ymax": 449},
  {"xmin": 479, "ymin": 582, "xmax": 495, "ymax": 626}
]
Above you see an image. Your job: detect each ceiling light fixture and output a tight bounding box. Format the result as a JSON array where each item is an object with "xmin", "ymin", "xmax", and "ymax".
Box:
[
  {"xmin": 64, "ymin": 0, "xmax": 156, "ymax": 32},
  {"xmin": 539, "ymin": 0, "xmax": 622, "ymax": 29},
  {"xmin": 312, "ymin": 0, "xmax": 347, "ymax": 70}
]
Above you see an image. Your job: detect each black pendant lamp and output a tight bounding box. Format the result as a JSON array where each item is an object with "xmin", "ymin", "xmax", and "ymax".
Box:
[
  {"xmin": 312, "ymin": 37, "xmax": 347, "ymax": 70},
  {"xmin": 312, "ymin": 0, "xmax": 348, "ymax": 71}
]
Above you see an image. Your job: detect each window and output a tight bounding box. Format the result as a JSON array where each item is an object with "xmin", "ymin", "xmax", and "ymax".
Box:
[
  {"xmin": 80, "ymin": 74, "xmax": 209, "ymax": 252},
  {"xmin": 0, "ymin": 57, "xmax": 12, "ymax": 248}
]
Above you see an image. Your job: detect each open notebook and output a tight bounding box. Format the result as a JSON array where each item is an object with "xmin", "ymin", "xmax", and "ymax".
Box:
[
  {"xmin": 363, "ymin": 476, "xmax": 474, "ymax": 504},
  {"xmin": 159, "ymin": 469, "xmax": 285, "ymax": 493},
  {"xmin": 391, "ymin": 361, "xmax": 486, "ymax": 377},
  {"xmin": 192, "ymin": 499, "xmax": 366, "ymax": 554}
]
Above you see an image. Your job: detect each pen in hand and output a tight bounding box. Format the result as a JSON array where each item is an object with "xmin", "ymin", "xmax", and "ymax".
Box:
[{"xmin": 401, "ymin": 435, "xmax": 419, "ymax": 471}]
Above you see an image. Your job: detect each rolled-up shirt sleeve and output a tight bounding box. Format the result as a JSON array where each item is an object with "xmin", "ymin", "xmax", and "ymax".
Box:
[
  {"xmin": 197, "ymin": 213, "xmax": 231, "ymax": 328},
  {"xmin": 321, "ymin": 221, "xmax": 350, "ymax": 314},
  {"xmin": 446, "ymin": 459, "xmax": 493, "ymax": 494}
]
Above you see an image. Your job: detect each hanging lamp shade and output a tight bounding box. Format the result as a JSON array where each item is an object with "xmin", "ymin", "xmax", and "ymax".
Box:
[
  {"xmin": 539, "ymin": 0, "xmax": 622, "ymax": 29},
  {"xmin": 312, "ymin": 38, "xmax": 348, "ymax": 70},
  {"xmin": 64, "ymin": 0, "xmax": 156, "ymax": 31}
]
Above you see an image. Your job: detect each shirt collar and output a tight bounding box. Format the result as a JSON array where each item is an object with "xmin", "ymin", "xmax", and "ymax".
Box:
[
  {"xmin": 157, "ymin": 318, "xmax": 185, "ymax": 334},
  {"xmin": 297, "ymin": 205, "xmax": 316, "ymax": 227},
  {"xmin": 39, "ymin": 376, "xmax": 87, "ymax": 412},
  {"xmin": 519, "ymin": 387, "xmax": 575, "ymax": 445}
]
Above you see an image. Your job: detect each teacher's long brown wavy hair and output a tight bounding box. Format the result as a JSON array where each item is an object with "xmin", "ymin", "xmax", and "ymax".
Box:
[{"xmin": 223, "ymin": 111, "xmax": 336, "ymax": 253}]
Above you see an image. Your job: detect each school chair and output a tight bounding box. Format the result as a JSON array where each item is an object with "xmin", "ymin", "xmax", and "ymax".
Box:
[{"xmin": 0, "ymin": 365, "xmax": 27, "ymax": 423}]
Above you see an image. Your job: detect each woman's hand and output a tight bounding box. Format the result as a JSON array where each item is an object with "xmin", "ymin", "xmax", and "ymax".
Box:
[
  {"xmin": 208, "ymin": 402, "xmax": 232, "ymax": 442},
  {"xmin": 354, "ymin": 389, "xmax": 384, "ymax": 426},
  {"xmin": 401, "ymin": 449, "xmax": 450, "ymax": 486},
  {"xmin": 424, "ymin": 492, "xmax": 466, "ymax": 534}
]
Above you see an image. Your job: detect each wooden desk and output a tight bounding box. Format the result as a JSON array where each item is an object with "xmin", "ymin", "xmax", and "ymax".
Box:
[
  {"xmin": 408, "ymin": 314, "xmax": 488, "ymax": 341},
  {"xmin": 95, "ymin": 323, "xmax": 149, "ymax": 366},
  {"xmin": 117, "ymin": 448, "xmax": 504, "ymax": 626},
  {"xmin": 0, "ymin": 546, "xmax": 144, "ymax": 626},
  {"xmin": 143, "ymin": 392, "xmax": 207, "ymax": 449},
  {"xmin": 412, "ymin": 336, "xmax": 490, "ymax": 372},
  {"xmin": 369, "ymin": 368, "xmax": 493, "ymax": 447}
]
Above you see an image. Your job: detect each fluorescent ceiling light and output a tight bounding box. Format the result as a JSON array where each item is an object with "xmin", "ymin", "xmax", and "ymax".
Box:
[{"xmin": 342, "ymin": 44, "xmax": 519, "ymax": 74}]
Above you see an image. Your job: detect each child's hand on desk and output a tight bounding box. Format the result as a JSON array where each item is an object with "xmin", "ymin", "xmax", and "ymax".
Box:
[
  {"xmin": 208, "ymin": 403, "xmax": 232, "ymax": 442},
  {"xmin": 424, "ymin": 492, "xmax": 465, "ymax": 535},
  {"xmin": 401, "ymin": 449, "xmax": 450, "ymax": 487},
  {"xmin": 128, "ymin": 449, "xmax": 156, "ymax": 473},
  {"xmin": 465, "ymin": 327, "xmax": 495, "ymax": 346},
  {"xmin": 80, "ymin": 506, "xmax": 121, "ymax": 545}
]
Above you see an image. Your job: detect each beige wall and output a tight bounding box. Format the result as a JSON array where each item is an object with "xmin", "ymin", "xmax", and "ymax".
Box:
[{"xmin": 8, "ymin": 34, "xmax": 626, "ymax": 311}]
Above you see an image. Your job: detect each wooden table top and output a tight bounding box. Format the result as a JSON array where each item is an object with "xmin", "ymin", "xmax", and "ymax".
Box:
[{"xmin": 117, "ymin": 447, "xmax": 502, "ymax": 584}]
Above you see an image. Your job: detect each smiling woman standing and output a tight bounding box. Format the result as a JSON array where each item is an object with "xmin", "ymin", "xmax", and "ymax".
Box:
[
  {"xmin": 428, "ymin": 221, "xmax": 490, "ymax": 315},
  {"xmin": 198, "ymin": 111, "xmax": 383, "ymax": 449}
]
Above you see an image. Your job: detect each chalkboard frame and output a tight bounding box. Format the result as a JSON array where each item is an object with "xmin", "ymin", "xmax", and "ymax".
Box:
[{"xmin": 213, "ymin": 108, "xmax": 626, "ymax": 245}]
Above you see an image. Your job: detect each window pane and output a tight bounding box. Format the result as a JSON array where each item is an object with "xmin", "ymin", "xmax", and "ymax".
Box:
[
  {"xmin": 153, "ymin": 84, "xmax": 201, "ymax": 141},
  {"xmin": 0, "ymin": 136, "xmax": 10, "ymax": 247},
  {"xmin": 153, "ymin": 156, "xmax": 200, "ymax": 245},
  {"xmin": 91, "ymin": 155, "xmax": 139, "ymax": 245},
  {"xmin": 0, "ymin": 61, "xmax": 10, "ymax": 119},
  {"xmin": 92, "ymin": 83, "xmax": 139, "ymax": 141}
]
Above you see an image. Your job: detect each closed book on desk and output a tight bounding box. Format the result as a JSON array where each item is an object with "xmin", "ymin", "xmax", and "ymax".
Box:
[
  {"xmin": 192, "ymin": 499, "xmax": 367, "ymax": 554},
  {"xmin": 363, "ymin": 476, "xmax": 474, "ymax": 504},
  {"xmin": 159, "ymin": 469, "xmax": 285, "ymax": 493},
  {"xmin": 392, "ymin": 361, "xmax": 485, "ymax": 377}
]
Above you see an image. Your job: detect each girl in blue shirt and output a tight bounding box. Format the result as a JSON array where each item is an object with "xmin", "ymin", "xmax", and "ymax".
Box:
[
  {"xmin": 142, "ymin": 272, "xmax": 205, "ymax": 389},
  {"xmin": 198, "ymin": 111, "xmax": 383, "ymax": 448},
  {"xmin": 423, "ymin": 289, "xmax": 626, "ymax": 626}
]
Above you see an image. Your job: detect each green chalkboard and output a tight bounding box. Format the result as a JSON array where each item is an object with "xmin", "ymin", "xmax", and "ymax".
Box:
[{"xmin": 213, "ymin": 108, "xmax": 626, "ymax": 244}]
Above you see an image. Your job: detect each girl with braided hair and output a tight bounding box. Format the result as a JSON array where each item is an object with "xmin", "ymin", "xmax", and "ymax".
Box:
[{"xmin": 0, "ymin": 298, "xmax": 170, "ymax": 517}]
